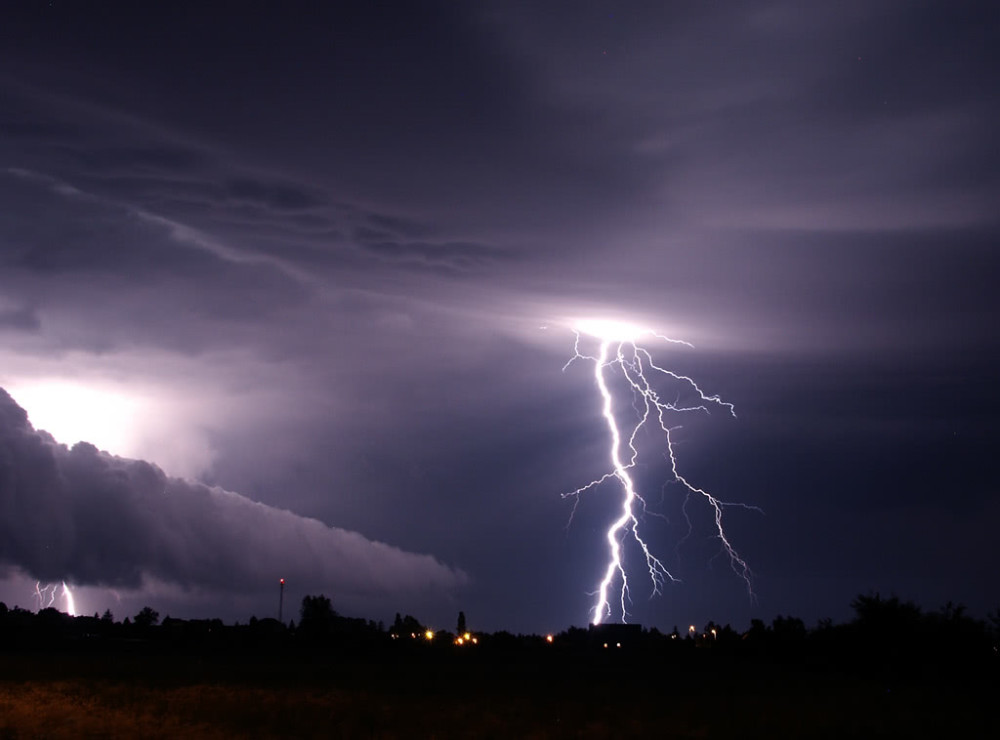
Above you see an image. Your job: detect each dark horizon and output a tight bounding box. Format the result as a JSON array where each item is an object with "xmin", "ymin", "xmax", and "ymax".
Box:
[
  {"xmin": 3, "ymin": 586, "xmax": 995, "ymax": 738},
  {"xmin": 7, "ymin": 582, "xmax": 997, "ymax": 647}
]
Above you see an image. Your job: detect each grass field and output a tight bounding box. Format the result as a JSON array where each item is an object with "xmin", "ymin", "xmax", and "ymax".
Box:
[{"xmin": 0, "ymin": 650, "xmax": 996, "ymax": 738}]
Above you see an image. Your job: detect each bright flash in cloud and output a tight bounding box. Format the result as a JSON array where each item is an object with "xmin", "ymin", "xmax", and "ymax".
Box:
[
  {"xmin": 1, "ymin": 375, "xmax": 217, "ymax": 478},
  {"xmin": 574, "ymin": 318, "xmax": 656, "ymax": 344},
  {"xmin": 5, "ymin": 380, "xmax": 140, "ymax": 456},
  {"xmin": 563, "ymin": 318, "xmax": 756, "ymax": 624}
]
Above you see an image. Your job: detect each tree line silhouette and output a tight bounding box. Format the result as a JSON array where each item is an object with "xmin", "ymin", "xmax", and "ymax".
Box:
[{"xmin": 1, "ymin": 593, "xmax": 996, "ymax": 677}]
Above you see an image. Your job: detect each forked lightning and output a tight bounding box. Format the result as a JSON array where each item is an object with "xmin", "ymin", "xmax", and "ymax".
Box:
[
  {"xmin": 563, "ymin": 319, "xmax": 755, "ymax": 624},
  {"xmin": 34, "ymin": 581, "xmax": 77, "ymax": 616}
]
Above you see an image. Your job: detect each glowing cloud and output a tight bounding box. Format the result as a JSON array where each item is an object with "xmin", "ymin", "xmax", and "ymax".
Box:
[
  {"xmin": 1, "ymin": 373, "xmax": 217, "ymax": 479},
  {"xmin": 574, "ymin": 318, "xmax": 653, "ymax": 344},
  {"xmin": 0, "ymin": 388, "xmax": 467, "ymax": 608},
  {"xmin": 5, "ymin": 380, "xmax": 140, "ymax": 456}
]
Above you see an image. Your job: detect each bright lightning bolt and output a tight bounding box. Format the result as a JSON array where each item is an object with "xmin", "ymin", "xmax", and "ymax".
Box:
[
  {"xmin": 62, "ymin": 582, "xmax": 77, "ymax": 617},
  {"xmin": 34, "ymin": 581, "xmax": 78, "ymax": 616},
  {"xmin": 34, "ymin": 581, "xmax": 53, "ymax": 610},
  {"xmin": 563, "ymin": 319, "xmax": 756, "ymax": 625}
]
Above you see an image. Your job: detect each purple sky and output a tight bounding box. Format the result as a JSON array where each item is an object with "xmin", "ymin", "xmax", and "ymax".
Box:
[{"xmin": 1, "ymin": 1, "xmax": 997, "ymax": 633}]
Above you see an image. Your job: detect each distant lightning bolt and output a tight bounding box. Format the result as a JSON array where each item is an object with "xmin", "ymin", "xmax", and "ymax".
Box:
[
  {"xmin": 34, "ymin": 581, "xmax": 78, "ymax": 616},
  {"xmin": 34, "ymin": 581, "xmax": 54, "ymax": 609},
  {"xmin": 562, "ymin": 319, "xmax": 756, "ymax": 625},
  {"xmin": 62, "ymin": 582, "xmax": 77, "ymax": 617}
]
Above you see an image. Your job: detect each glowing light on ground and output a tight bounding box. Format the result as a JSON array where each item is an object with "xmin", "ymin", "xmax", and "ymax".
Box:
[{"xmin": 563, "ymin": 319, "xmax": 756, "ymax": 624}]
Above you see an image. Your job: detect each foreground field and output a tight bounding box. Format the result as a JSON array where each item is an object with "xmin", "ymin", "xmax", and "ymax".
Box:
[
  {"xmin": 1, "ymin": 678, "xmax": 995, "ymax": 739},
  {"xmin": 0, "ymin": 650, "xmax": 996, "ymax": 739}
]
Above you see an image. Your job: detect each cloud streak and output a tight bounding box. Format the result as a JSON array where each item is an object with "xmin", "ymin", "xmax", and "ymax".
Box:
[{"xmin": 0, "ymin": 388, "xmax": 467, "ymax": 602}]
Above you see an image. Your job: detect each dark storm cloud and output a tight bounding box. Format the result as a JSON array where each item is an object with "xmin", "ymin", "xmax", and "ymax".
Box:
[
  {"xmin": 59, "ymin": 145, "xmax": 211, "ymax": 178},
  {"xmin": 2, "ymin": 73, "xmax": 513, "ymax": 281},
  {"xmin": 353, "ymin": 231, "xmax": 511, "ymax": 273},
  {"xmin": 366, "ymin": 214, "xmax": 434, "ymax": 240},
  {"xmin": 0, "ymin": 306, "xmax": 40, "ymax": 333},
  {"xmin": 0, "ymin": 389, "xmax": 466, "ymax": 598},
  {"xmin": 1, "ymin": 1, "xmax": 645, "ymax": 246},
  {"xmin": 481, "ymin": 1, "xmax": 999, "ymax": 239},
  {"xmin": 223, "ymin": 177, "xmax": 327, "ymax": 212},
  {"xmin": 0, "ymin": 117, "xmax": 75, "ymax": 141},
  {"xmin": 0, "ymin": 0, "xmax": 997, "ymax": 631}
]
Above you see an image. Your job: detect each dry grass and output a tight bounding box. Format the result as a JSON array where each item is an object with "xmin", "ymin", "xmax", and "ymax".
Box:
[{"xmin": 0, "ymin": 654, "xmax": 995, "ymax": 739}]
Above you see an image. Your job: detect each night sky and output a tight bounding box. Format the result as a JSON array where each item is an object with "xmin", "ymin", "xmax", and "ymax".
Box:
[{"xmin": 1, "ymin": 1, "xmax": 997, "ymax": 634}]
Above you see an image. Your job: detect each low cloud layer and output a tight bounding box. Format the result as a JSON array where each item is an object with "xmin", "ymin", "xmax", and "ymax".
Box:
[{"xmin": 0, "ymin": 388, "xmax": 467, "ymax": 602}]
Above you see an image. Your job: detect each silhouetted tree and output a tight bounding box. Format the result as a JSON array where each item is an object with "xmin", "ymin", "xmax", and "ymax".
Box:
[
  {"xmin": 37, "ymin": 607, "xmax": 70, "ymax": 631},
  {"xmin": 101, "ymin": 608, "xmax": 113, "ymax": 623},
  {"xmin": 298, "ymin": 594, "xmax": 337, "ymax": 640},
  {"xmin": 134, "ymin": 606, "xmax": 160, "ymax": 628},
  {"xmin": 851, "ymin": 592, "xmax": 922, "ymax": 635},
  {"xmin": 938, "ymin": 601, "xmax": 965, "ymax": 622},
  {"xmin": 848, "ymin": 592, "xmax": 931, "ymax": 670},
  {"xmin": 745, "ymin": 618, "xmax": 767, "ymax": 641},
  {"xmin": 457, "ymin": 610, "xmax": 467, "ymax": 634},
  {"xmin": 924, "ymin": 601, "xmax": 991, "ymax": 665},
  {"xmin": 988, "ymin": 609, "xmax": 1000, "ymax": 639},
  {"xmin": 717, "ymin": 623, "xmax": 740, "ymax": 644},
  {"xmin": 771, "ymin": 615, "xmax": 806, "ymax": 642},
  {"xmin": 391, "ymin": 613, "xmax": 424, "ymax": 637},
  {"xmin": 300, "ymin": 594, "xmax": 336, "ymax": 622}
]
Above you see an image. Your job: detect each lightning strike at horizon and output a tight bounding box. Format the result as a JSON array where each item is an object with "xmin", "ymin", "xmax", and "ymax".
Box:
[
  {"xmin": 34, "ymin": 581, "xmax": 78, "ymax": 617},
  {"xmin": 62, "ymin": 582, "xmax": 77, "ymax": 616},
  {"xmin": 563, "ymin": 319, "xmax": 755, "ymax": 625}
]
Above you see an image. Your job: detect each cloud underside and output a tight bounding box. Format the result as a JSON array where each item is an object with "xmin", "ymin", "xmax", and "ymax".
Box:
[{"xmin": 0, "ymin": 388, "xmax": 466, "ymax": 598}]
